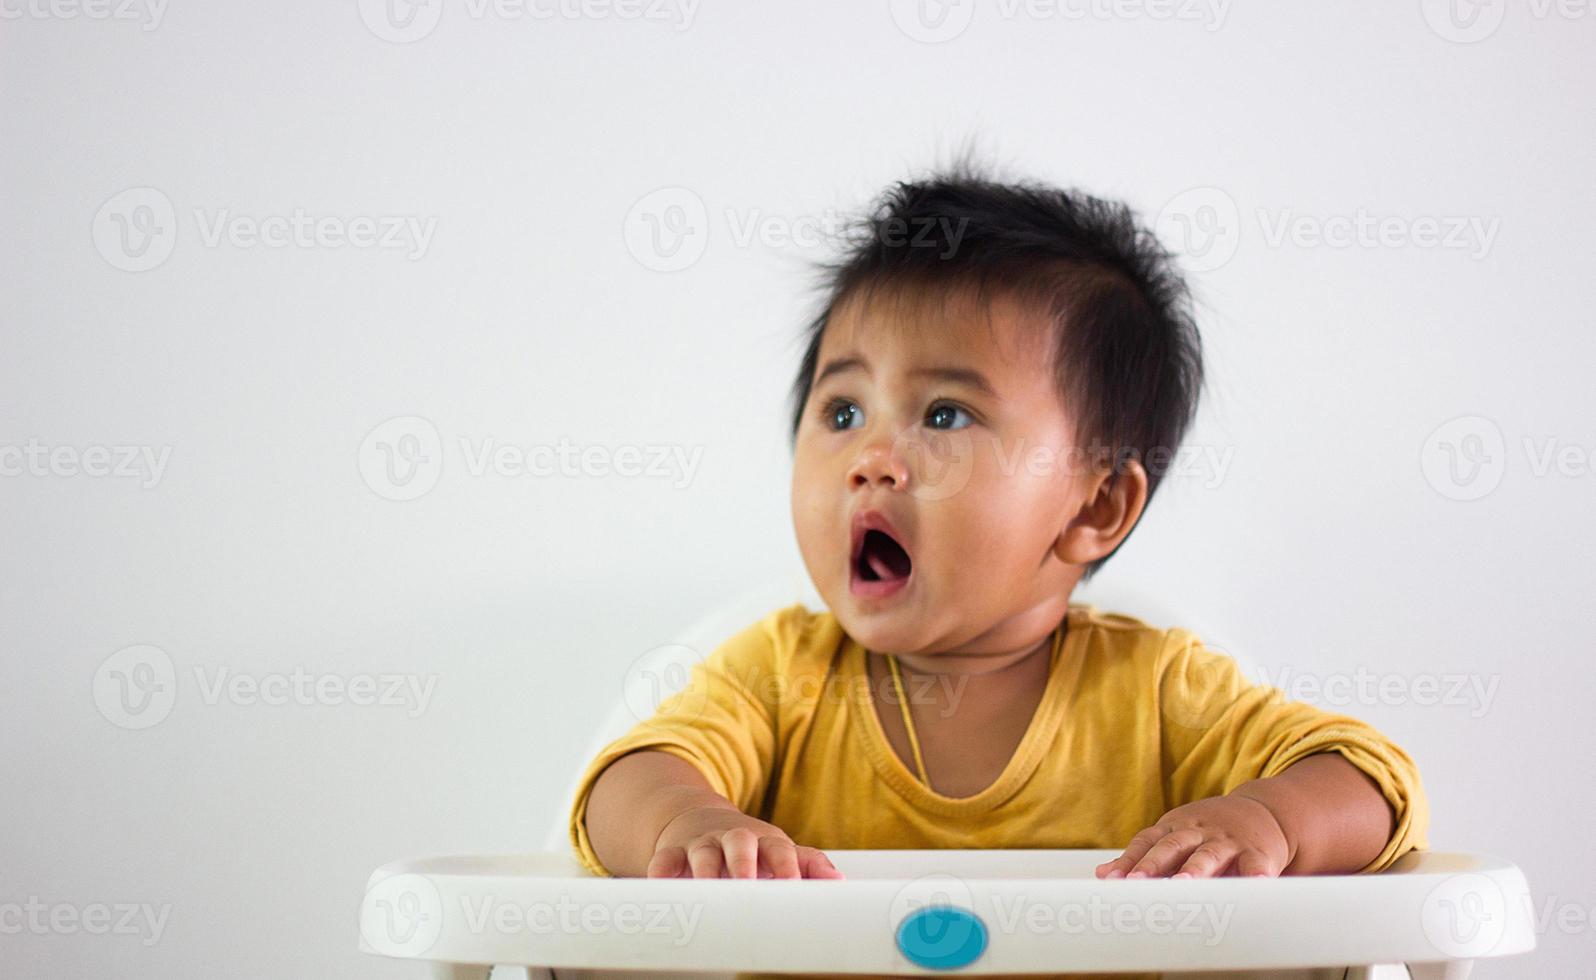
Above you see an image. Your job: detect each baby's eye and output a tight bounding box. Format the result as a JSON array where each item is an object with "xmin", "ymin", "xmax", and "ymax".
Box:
[
  {"xmin": 822, "ymin": 398, "xmax": 863, "ymax": 431},
  {"xmin": 925, "ymin": 402, "xmax": 974, "ymax": 431}
]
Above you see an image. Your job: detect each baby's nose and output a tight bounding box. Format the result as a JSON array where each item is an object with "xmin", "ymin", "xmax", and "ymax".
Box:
[{"xmin": 848, "ymin": 443, "xmax": 908, "ymax": 489}]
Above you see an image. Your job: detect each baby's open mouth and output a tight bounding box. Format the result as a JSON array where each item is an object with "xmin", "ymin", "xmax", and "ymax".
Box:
[{"xmin": 855, "ymin": 528, "xmax": 913, "ymax": 583}]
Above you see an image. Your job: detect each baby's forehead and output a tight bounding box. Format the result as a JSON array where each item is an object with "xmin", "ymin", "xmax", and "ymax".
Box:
[{"xmin": 821, "ymin": 284, "xmax": 1057, "ymax": 375}]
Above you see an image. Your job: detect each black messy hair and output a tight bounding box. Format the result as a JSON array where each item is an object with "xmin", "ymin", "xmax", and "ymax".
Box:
[{"xmin": 786, "ymin": 159, "xmax": 1205, "ymax": 583}]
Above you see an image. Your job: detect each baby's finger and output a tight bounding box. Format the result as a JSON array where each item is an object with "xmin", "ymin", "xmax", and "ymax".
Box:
[
  {"xmin": 1128, "ymin": 827, "xmax": 1204, "ymax": 878},
  {"xmin": 760, "ymin": 836, "xmax": 802, "ymax": 879},
  {"xmin": 1097, "ymin": 826, "xmax": 1168, "ymax": 878},
  {"xmin": 647, "ymin": 846, "xmax": 689, "ymax": 879},
  {"xmin": 1232, "ymin": 848, "xmax": 1280, "ymax": 878},
  {"xmin": 1172, "ymin": 840, "xmax": 1237, "ymax": 879},
  {"xmin": 720, "ymin": 827, "xmax": 761, "ymax": 879},
  {"xmin": 686, "ymin": 837, "xmax": 728, "ymax": 879},
  {"xmin": 796, "ymin": 846, "xmax": 846, "ymax": 880}
]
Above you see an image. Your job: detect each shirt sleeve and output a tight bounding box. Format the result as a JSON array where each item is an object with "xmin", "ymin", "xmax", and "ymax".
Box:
[
  {"xmin": 567, "ymin": 611, "xmax": 787, "ymax": 877},
  {"xmin": 1157, "ymin": 627, "xmax": 1430, "ymax": 874}
]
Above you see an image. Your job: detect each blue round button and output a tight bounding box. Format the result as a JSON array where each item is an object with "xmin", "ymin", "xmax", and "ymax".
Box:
[{"xmin": 895, "ymin": 905, "xmax": 988, "ymax": 970}]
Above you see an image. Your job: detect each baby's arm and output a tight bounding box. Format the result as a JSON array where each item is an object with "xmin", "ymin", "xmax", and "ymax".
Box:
[
  {"xmin": 568, "ymin": 607, "xmax": 845, "ymax": 879},
  {"xmin": 1095, "ymin": 752, "xmax": 1394, "ymax": 879},
  {"xmin": 585, "ymin": 748, "xmax": 843, "ymax": 879},
  {"xmin": 1097, "ymin": 627, "xmax": 1428, "ymax": 880},
  {"xmin": 585, "ymin": 749, "xmax": 738, "ymax": 876},
  {"xmin": 1228, "ymin": 751, "xmax": 1396, "ymax": 873}
]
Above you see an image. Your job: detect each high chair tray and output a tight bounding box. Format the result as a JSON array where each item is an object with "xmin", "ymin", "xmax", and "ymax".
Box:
[{"xmin": 358, "ymin": 848, "xmax": 1533, "ymax": 975}]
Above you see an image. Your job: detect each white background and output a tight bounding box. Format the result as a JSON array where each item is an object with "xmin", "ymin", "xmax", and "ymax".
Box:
[{"xmin": 2, "ymin": 0, "xmax": 1592, "ymax": 977}]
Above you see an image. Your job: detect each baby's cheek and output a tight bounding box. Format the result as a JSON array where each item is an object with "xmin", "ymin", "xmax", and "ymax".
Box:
[
  {"xmin": 792, "ymin": 508, "xmax": 835, "ymax": 570},
  {"xmin": 788, "ymin": 491, "xmax": 832, "ymax": 573},
  {"xmin": 926, "ymin": 507, "xmax": 1009, "ymax": 586}
]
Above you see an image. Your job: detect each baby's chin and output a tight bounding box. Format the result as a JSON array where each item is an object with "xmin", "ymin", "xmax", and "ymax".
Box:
[{"xmin": 829, "ymin": 599, "xmax": 936, "ymax": 656}]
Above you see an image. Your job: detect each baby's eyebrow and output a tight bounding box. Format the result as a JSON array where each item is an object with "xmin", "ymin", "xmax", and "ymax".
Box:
[
  {"xmin": 911, "ymin": 366, "xmax": 999, "ymax": 400},
  {"xmin": 814, "ymin": 356, "xmax": 999, "ymax": 400}
]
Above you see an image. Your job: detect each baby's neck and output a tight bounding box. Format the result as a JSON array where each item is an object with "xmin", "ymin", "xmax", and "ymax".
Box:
[
  {"xmin": 890, "ymin": 597, "xmax": 1071, "ymax": 677},
  {"xmin": 891, "ymin": 629, "xmax": 1055, "ymax": 678}
]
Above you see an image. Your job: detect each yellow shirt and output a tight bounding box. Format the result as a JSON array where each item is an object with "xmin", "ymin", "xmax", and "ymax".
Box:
[{"xmin": 568, "ymin": 602, "xmax": 1430, "ymax": 979}]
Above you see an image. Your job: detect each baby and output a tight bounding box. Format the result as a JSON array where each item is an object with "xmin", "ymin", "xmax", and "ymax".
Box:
[{"xmin": 569, "ymin": 164, "xmax": 1427, "ymax": 905}]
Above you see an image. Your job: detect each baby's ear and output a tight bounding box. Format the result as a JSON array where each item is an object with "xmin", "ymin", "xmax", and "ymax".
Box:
[{"xmin": 1053, "ymin": 458, "xmax": 1149, "ymax": 566}]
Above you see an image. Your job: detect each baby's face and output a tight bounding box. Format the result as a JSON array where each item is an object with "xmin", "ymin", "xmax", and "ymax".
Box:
[{"xmin": 790, "ymin": 287, "xmax": 1096, "ymax": 659}]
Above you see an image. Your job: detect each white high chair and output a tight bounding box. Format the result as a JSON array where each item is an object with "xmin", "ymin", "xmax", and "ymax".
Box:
[{"xmin": 358, "ymin": 574, "xmax": 1536, "ymax": 978}]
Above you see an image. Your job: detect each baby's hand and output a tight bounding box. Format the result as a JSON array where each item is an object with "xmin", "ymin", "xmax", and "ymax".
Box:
[
  {"xmin": 648, "ymin": 804, "xmax": 846, "ymax": 880},
  {"xmin": 1094, "ymin": 794, "xmax": 1292, "ymax": 879}
]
